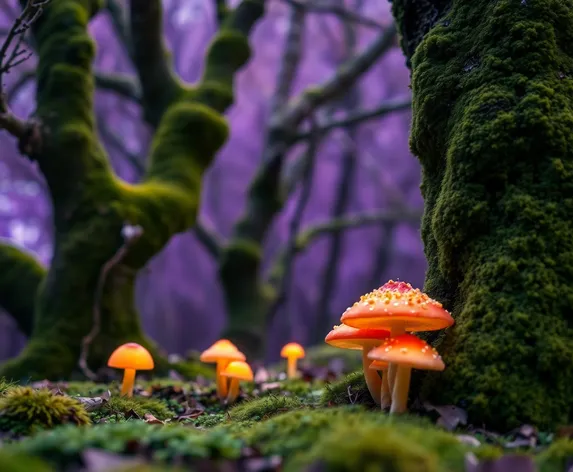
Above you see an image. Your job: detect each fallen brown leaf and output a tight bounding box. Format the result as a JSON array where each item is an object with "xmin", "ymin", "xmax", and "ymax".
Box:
[{"xmin": 144, "ymin": 413, "xmax": 164, "ymax": 424}]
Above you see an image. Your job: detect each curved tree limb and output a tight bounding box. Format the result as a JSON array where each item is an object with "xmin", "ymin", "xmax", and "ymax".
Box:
[
  {"xmin": 125, "ymin": 0, "xmax": 266, "ymax": 252},
  {"xmin": 0, "ymin": 240, "xmax": 45, "ymax": 336}
]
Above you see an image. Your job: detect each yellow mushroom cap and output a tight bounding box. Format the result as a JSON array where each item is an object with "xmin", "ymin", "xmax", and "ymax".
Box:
[
  {"xmin": 220, "ymin": 361, "xmax": 254, "ymax": 381},
  {"xmin": 107, "ymin": 343, "xmax": 154, "ymax": 370},
  {"xmin": 368, "ymin": 334, "xmax": 445, "ymax": 371},
  {"xmin": 200, "ymin": 339, "xmax": 246, "ymax": 363},
  {"xmin": 280, "ymin": 342, "xmax": 305, "ymax": 359}
]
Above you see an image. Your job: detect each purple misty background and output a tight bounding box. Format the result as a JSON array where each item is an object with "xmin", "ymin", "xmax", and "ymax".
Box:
[{"xmin": 0, "ymin": 0, "xmax": 426, "ymax": 361}]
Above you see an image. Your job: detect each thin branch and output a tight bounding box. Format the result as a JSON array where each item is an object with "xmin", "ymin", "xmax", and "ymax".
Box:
[
  {"xmin": 294, "ymin": 209, "xmax": 421, "ymax": 251},
  {"xmin": 193, "ymin": 222, "xmax": 223, "ymax": 259},
  {"xmin": 267, "ymin": 118, "xmax": 321, "ymax": 326},
  {"xmin": 78, "ymin": 223, "xmax": 143, "ymax": 381},
  {"xmin": 105, "ymin": 0, "xmax": 131, "ymax": 54},
  {"xmin": 280, "ymin": 0, "xmax": 385, "ymax": 30},
  {"xmin": 294, "ymin": 95, "xmax": 412, "ymax": 141},
  {"xmin": 128, "ymin": 0, "xmax": 181, "ymax": 126},
  {"xmin": 96, "ymin": 113, "xmax": 145, "ymax": 176},
  {"xmin": 269, "ymin": 2, "xmax": 306, "ymax": 116},
  {"xmin": 95, "ymin": 71, "xmax": 142, "ymax": 103},
  {"xmin": 272, "ymin": 22, "xmax": 397, "ymax": 134},
  {"xmin": 0, "ymin": 0, "xmax": 46, "ymax": 150}
]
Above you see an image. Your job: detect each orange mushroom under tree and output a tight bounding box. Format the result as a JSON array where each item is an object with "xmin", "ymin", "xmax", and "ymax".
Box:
[{"xmin": 325, "ymin": 324, "xmax": 390, "ymax": 406}]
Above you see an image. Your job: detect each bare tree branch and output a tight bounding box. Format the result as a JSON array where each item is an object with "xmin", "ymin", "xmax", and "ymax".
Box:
[
  {"xmin": 105, "ymin": 0, "xmax": 131, "ymax": 54},
  {"xmin": 269, "ymin": 2, "xmax": 306, "ymax": 116},
  {"xmin": 128, "ymin": 0, "xmax": 181, "ymax": 126},
  {"xmin": 95, "ymin": 71, "xmax": 142, "ymax": 102},
  {"xmin": 267, "ymin": 117, "xmax": 321, "ymax": 326},
  {"xmin": 96, "ymin": 113, "xmax": 145, "ymax": 176},
  {"xmin": 280, "ymin": 0, "xmax": 385, "ymax": 30},
  {"xmin": 294, "ymin": 209, "xmax": 421, "ymax": 251},
  {"xmin": 0, "ymin": 0, "xmax": 46, "ymax": 150},
  {"xmin": 294, "ymin": 95, "xmax": 412, "ymax": 141},
  {"xmin": 194, "ymin": 222, "xmax": 223, "ymax": 259},
  {"xmin": 272, "ymin": 22, "xmax": 397, "ymax": 135}
]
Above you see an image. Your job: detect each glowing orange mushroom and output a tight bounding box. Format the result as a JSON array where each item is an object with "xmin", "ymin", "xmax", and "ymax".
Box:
[
  {"xmin": 220, "ymin": 360, "xmax": 253, "ymax": 404},
  {"xmin": 107, "ymin": 343, "xmax": 154, "ymax": 397},
  {"xmin": 200, "ymin": 339, "xmax": 245, "ymax": 399},
  {"xmin": 280, "ymin": 342, "xmax": 305, "ymax": 379}
]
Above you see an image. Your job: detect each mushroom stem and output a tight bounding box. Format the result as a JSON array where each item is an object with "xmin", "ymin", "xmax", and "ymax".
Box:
[
  {"xmin": 380, "ymin": 369, "xmax": 391, "ymax": 409},
  {"xmin": 361, "ymin": 349, "xmax": 381, "ymax": 405},
  {"xmin": 216, "ymin": 361, "xmax": 230, "ymax": 399},
  {"xmin": 120, "ymin": 368, "xmax": 136, "ymax": 397},
  {"xmin": 286, "ymin": 357, "xmax": 298, "ymax": 379},
  {"xmin": 390, "ymin": 365, "xmax": 412, "ymax": 414},
  {"xmin": 387, "ymin": 325, "xmax": 406, "ymax": 393},
  {"xmin": 226, "ymin": 378, "xmax": 240, "ymax": 404}
]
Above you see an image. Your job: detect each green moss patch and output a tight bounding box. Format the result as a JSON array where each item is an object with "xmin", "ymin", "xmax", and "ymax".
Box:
[{"xmin": 0, "ymin": 387, "xmax": 90, "ymax": 436}]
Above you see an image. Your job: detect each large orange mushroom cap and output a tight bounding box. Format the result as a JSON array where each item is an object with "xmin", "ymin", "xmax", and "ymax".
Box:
[
  {"xmin": 325, "ymin": 324, "xmax": 390, "ymax": 349},
  {"xmin": 341, "ymin": 280, "xmax": 454, "ymax": 332},
  {"xmin": 368, "ymin": 333, "xmax": 445, "ymax": 371},
  {"xmin": 107, "ymin": 343, "xmax": 154, "ymax": 370},
  {"xmin": 280, "ymin": 342, "xmax": 305, "ymax": 359},
  {"xmin": 200, "ymin": 339, "xmax": 246, "ymax": 363},
  {"xmin": 221, "ymin": 361, "xmax": 254, "ymax": 381}
]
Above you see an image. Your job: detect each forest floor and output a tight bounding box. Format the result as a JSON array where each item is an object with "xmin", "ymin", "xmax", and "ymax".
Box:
[{"xmin": 0, "ymin": 346, "xmax": 571, "ymax": 472}]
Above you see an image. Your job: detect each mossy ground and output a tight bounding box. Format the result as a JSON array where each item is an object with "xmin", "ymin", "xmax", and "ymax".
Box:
[{"xmin": 0, "ymin": 354, "xmax": 570, "ymax": 472}]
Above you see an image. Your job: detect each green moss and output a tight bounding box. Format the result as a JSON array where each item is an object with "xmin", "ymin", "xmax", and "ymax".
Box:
[
  {"xmin": 228, "ymin": 395, "xmax": 304, "ymax": 423},
  {"xmin": 320, "ymin": 371, "xmax": 376, "ymax": 407},
  {"xmin": 391, "ymin": 0, "xmax": 573, "ymax": 430},
  {"xmin": 96, "ymin": 396, "xmax": 172, "ymax": 421},
  {"xmin": 536, "ymin": 439, "xmax": 573, "ymax": 472},
  {"xmin": 0, "ymin": 387, "xmax": 91, "ymax": 435},
  {"xmin": 0, "ymin": 451, "xmax": 53, "ymax": 472},
  {"xmin": 8, "ymin": 422, "xmax": 241, "ymax": 468},
  {"xmin": 0, "ymin": 243, "xmax": 45, "ymax": 337}
]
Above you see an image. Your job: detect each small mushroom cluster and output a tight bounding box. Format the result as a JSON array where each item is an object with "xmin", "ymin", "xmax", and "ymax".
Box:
[
  {"xmin": 200, "ymin": 340, "xmax": 252, "ymax": 404},
  {"xmin": 325, "ymin": 280, "xmax": 454, "ymax": 414}
]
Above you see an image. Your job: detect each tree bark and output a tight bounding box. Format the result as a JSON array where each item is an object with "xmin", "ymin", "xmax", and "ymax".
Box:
[
  {"xmin": 389, "ymin": 0, "xmax": 573, "ymax": 431},
  {"xmin": 0, "ymin": 0, "xmax": 264, "ymax": 381}
]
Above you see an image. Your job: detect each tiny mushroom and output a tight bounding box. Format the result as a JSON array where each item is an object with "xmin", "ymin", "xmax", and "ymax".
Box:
[
  {"xmin": 220, "ymin": 360, "xmax": 254, "ymax": 404},
  {"xmin": 200, "ymin": 339, "xmax": 246, "ymax": 399},
  {"xmin": 107, "ymin": 343, "xmax": 154, "ymax": 397},
  {"xmin": 369, "ymin": 333, "xmax": 445, "ymax": 414},
  {"xmin": 280, "ymin": 342, "xmax": 305, "ymax": 379},
  {"xmin": 325, "ymin": 324, "xmax": 390, "ymax": 406},
  {"xmin": 341, "ymin": 280, "xmax": 453, "ymax": 394}
]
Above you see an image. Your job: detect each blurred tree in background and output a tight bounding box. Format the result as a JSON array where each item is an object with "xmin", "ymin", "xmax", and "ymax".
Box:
[{"xmin": 0, "ymin": 0, "xmax": 419, "ymax": 373}]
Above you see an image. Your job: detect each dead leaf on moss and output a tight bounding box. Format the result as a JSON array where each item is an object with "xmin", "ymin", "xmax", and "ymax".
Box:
[
  {"xmin": 124, "ymin": 409, "xmax": 142, "ymax": 420},
  {"xmin": 76, "ymin": 391, "xmax": 111, "ymax": 412},
  {"xmin": 423, "ymin": 402, "xmax": 468, "ymax": 431},
  {"xmin": 81, "ymin": 448, "xmax": 145, "ymax": 471},
  {"xmin": 464, "ymin": 452, "xmax": 536, "ymax": 472},
  {"xmin": 505, "ymin": 424, "xmax": 538, "ymax": 449},
  {"xmin": 143, "ymin": 413, "xmax": 164, "ymax": 424}
]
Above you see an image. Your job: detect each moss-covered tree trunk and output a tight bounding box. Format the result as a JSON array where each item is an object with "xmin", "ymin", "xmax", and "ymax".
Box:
[
  {"xmin": 0, "ymin": 0, "xmax": 264, "ymax": 380},
  {"xmin": 389, "ymin": 0, "xmax": 573, "ymax": 431}
]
